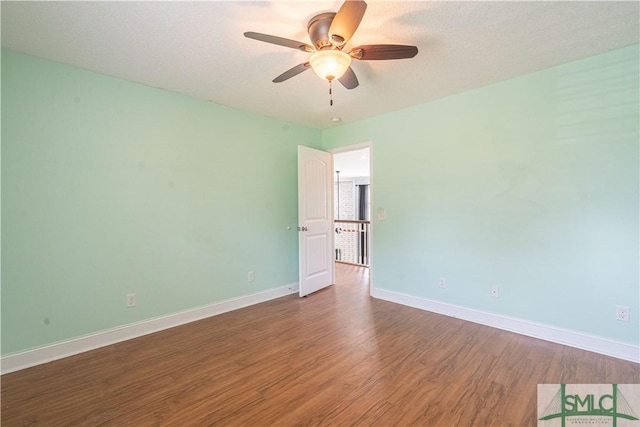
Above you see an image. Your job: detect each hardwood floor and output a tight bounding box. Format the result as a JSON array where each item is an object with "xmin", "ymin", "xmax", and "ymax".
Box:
[{"xmin": 2, "ymin": 263, "xmax": 638, "ymax": 426}]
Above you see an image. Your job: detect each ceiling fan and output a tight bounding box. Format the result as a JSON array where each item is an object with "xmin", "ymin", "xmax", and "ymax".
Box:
[{"xmin": 244, "ymin": 0, "xmax": 418, "ymax": 101}]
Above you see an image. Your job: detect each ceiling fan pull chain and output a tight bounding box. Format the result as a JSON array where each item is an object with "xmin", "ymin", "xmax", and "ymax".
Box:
[{"xmin": 329, "ymin": 80, "xmax": 333, "ymax": 106}]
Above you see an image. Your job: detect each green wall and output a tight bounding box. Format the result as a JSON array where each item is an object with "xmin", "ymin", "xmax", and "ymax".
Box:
[
  {"xmin": 323, "ymin": 44, "xmax": 639, "ymax": 345},
  {"xmin": 3, "ymin": 44, "xmax": 638, "ymax": 357},
  {"xmin": 1, "ymin": 50, "xmax": 321, "ymax": 355}
]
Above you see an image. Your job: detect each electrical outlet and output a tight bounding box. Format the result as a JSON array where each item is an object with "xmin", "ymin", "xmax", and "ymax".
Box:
[
  {"xmin": 616, "ymin": 305, "xmax": 630, "ymax": 322},
  {"xmin": 439, "ymin": 277, "xmax": 447, "ymax": 288},
  {"xmin": 491, "ymin": 285, "xmax": 500, "ymax": 298},
  {"xmin": 248, "ymin": 271, "xmax": 255, "ymax": 282},
  {"xmin": 126, "ymin": 293, "xmax": 136, "ymax": 308}
]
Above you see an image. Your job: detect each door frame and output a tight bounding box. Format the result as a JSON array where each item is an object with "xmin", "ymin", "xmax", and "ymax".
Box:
[{"xmin": 330, "ymin": 141, "xmax": 373, "ymax": 295}]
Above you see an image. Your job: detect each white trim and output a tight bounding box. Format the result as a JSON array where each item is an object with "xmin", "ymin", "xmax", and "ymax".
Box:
[
  {"xmin": 372, "ymin": 288, "xmax": 640, "ymax": 363},
  {"xmin": 1, "ymin": 284, "xmax": 298, "ymax": 374}
]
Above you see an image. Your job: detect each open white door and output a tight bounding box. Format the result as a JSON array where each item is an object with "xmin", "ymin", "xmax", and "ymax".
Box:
[{"xmin": 298, "ymin": 145, "xmax": 334, "ymax": 297}]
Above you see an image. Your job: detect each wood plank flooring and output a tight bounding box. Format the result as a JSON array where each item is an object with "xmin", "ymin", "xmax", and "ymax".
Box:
[{"xmin": 2, "ymin": 264, "xmax": 639, "ymax": 426}]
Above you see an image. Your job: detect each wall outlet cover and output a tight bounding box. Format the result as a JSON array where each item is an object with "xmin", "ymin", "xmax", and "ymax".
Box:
[
  {"xmin": 616, "ymin": 305, "xmax": 630, "ymax": 322},
  {"xmin": 126, "ymin": 293, "xmax": 136, "ymax": 308},
  {"xmin": 491, "ymin": 285, "xmax": 500, "ymax": 298}
]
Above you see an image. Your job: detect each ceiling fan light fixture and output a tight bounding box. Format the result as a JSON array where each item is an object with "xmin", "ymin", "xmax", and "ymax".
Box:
[{"xmin": 309, "ymin": 50, "xmax": 351, "ymax": 81}]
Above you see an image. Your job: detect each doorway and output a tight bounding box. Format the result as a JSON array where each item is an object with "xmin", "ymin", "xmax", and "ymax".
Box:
[{"xmin": 331, "ymin": 143, "xmax": 372, "ymax": 293}]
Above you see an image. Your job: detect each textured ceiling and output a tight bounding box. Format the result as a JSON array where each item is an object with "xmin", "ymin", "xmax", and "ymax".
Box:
[{"xmin": 2, "ymin": 1, "xmax": 638, "ymax": 129}]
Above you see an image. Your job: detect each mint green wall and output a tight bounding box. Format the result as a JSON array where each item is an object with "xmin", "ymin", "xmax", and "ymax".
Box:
[
  {"xmin": 3, "ymin": 44, "xmax": 638, "ymax": 356},
  {"xmin": 1, "ymin": 50, "xmax": 321, "ymax": 355},
  {"xmin": 323, "ymin": 45, "xmax": 639, "ymax": 345}
]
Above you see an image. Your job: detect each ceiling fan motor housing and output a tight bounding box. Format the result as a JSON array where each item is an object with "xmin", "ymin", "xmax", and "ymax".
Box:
[{"xmin": 308, "ymin": 13, "xmax": 337, "ymax": 50}]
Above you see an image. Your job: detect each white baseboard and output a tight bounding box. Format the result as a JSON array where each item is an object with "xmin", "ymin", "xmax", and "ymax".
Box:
[
  {"xmin": 1, "ymin": 284, "xmax": 298, "ymax": 374},
  {"xmin": 372, "ymin": 288, "xmax": 640, "ymax": 364}
]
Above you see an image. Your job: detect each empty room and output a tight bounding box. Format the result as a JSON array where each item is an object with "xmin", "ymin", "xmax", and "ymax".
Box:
[{"xmin": 1, "ymin": 1, "xmax": 639, "ymax": 426}]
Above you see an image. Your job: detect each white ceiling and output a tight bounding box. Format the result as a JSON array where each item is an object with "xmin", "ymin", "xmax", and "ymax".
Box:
[
  {"xmin": 1, "ymin": 1, "xmax": 638, "ymax": 130},
  {"xmin": 334, "ymin": 148, "xmax": 370, "ymax": 178}
]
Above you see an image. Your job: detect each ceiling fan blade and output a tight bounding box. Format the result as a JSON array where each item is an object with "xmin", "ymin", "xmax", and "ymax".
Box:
[
  {"xmin": 244, "ymin": 32, "xmax": 313, "ymax": 52},
  {"xmin": 328, "ymin": 0, "xmax": 367, "ymax": 47},
  {"xmin": 338, "ymin": 66, "xmax": 359, "ymax": 90},
  {"xmin": 349, "ymin": 44, "xmax": 418, "ymax": 60},
  {"xmin": 273, "ymin": 63, "xmax": 311, "ymax": 83}
]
